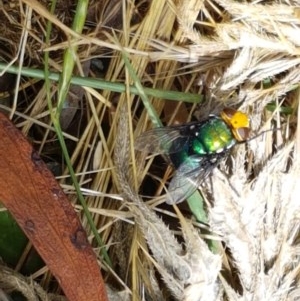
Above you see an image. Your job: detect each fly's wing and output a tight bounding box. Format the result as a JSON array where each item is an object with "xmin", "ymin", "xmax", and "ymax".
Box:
[
  {"xmin": 135, "ymin": 122, "xmax": 199, "ymax": 154},
  {"xmin": 166, "ymin": 153, "xmax": 225, "ymax": 204}
]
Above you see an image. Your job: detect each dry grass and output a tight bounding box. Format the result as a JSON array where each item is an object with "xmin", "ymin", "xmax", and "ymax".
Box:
[{"xmin": 0, "ymin": 0, "xmax": 300, "ymax": 300}]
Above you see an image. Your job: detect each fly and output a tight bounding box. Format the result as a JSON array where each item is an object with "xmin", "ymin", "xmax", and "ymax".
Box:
[{"xmin": 135, "ymin": 108, "xmax": 251, "ymax": 204}]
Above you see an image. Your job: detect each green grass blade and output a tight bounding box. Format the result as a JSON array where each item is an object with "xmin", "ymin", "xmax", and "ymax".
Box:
[
  {"xmin": 44, "ymin": 0, "xmax": 112, "ymax": 266},
  {"xmin": 0, "ymin": 63, "xmax": 202, "ymax": 103}
]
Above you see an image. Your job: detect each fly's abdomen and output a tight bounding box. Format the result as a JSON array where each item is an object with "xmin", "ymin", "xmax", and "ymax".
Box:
[
  {"xmin": 169, "ymin": 146, "xmax": 190, "ymax": 168},
  {"xmin": 192, "ymin": 118, "xmax": 236, "ymax": 155}
]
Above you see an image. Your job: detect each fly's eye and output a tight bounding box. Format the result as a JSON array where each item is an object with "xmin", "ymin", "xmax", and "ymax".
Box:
[
  {"xmin": 233, "ymin": 127, "xmax": 251, "ymax": 141},
  {"xmin": 222, "ymin": 107, "xmax": 235, "ymax": 119},
  {"xmin": 221, "ymin": 108, "xmax": 250, "ymax": 129}
]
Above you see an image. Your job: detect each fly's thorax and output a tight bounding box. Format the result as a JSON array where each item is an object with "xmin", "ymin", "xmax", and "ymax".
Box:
[{"xmin": 190, "ymin": 117, "xmax": 236, "ymax": 155}]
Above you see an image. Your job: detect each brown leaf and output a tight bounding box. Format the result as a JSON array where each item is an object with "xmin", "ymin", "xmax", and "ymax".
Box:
[{"xmin": 0, "ymin": 112, "xmax": 108, "ymax": 301}]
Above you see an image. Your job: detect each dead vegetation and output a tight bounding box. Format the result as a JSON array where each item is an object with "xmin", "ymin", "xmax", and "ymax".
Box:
[{"xmin": 0, "ymin": 0, "xmax": 300, "ymax": 300}]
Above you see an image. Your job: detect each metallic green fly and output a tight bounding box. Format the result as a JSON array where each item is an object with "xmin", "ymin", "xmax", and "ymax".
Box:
[{"xmin": 135, "ymin": 108, "xmax": 251, "ymax": 204}]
